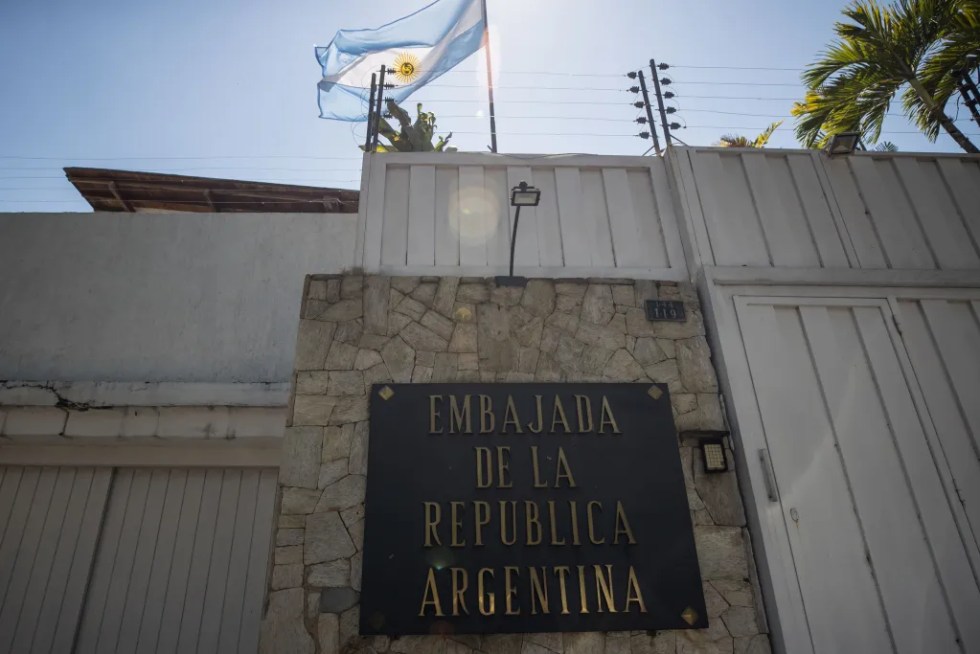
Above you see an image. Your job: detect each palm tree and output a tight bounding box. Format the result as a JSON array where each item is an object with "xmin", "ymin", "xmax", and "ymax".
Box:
[
  {"xmin": 716, "ymin": 121, "xmax": 783, "ymax": 148},
  {"xmin": 362, "ymin": 100, "xmax": 457, "ymax": 153},
  {"xmin": 793, "ymin": 0, "xmax": 978, "ymax": 153},
  {"xmin": 918, "ymin": 0, "xmax": 980, "ymax": 135}
]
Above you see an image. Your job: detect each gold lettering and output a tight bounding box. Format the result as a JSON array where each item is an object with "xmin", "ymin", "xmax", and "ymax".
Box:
[
  {"xmin": 450, "ymin": 395, "xmax": 471, "ymax": 434},
  {"xmin": 451, "ymin": 568, "xmax": 470, "ymax": 616},
  {"xmin": 614, "ymin": 501, "xmax": 637, "ymax": 545},
  {"xmin": 569, "ymin": 500, "xmax": 581, "ymax": 545},
  {"xmin": 529, "ymin": 567, "xmax": 550, "ymax": 615},
  {"xmin": 554, "ymin": 566, "xmax": 571, "ymax": 615},
  {"xmin": 478, "ymin": 568, "xmax": 496, "ymax": 616},
  {"xmin": 598, "ymin": 396, "xmax": 622, "ymax": 434},
  {"xmin": 450, "ymin": 501, "xmax": 466, "ymax": 547},
  {"xmin": 525, "ymin": 501, "xmax": 542, "ymax": 545},
  {"xmin": 474, "ymin": 501, "xmax": 490, "ymax": 546},
  {"xmin": 479, "ymin": 394, "xmax": 495, "ymax": 434},
  {"xmin": 429, "ymin": 395, "xmax": 442, "ymax": 434},
  {"xmin": 504, "ymin": 566, "xmax": 520, "ymax": 615},
  {"xmin": 547, "ymin": 501, "xmax": 566, "ymax": 545},
  {"xmin": 577, "ymin": 565, "xmax": 589, "ymax": 614},
  {"xmin": 574, "ymin": 394, "xmax": 594, "ymax": 432},
  {"xmin": 527, "ymin": 395, "xmax": 544, "ymax": 434},
  {"xmin": 551, "ymin": 396, "xmax": 571, "ymax": 433},
  {"xmin": 474, "ymin": 447, "xmax": 492, "ymax": 488},
  {"xmin": 423, "ymin": 502, "xmax": 441, "ymax": 547},
  {"xmin": 594, "ymin": 564, "xmax": 617, "ymax": 613},
  {"xmin": 418, "ymin": 568, "xmax": 444, "ymax": 616},
  {"xmin": 555, "ymin": 447, "xmax": 577, "ymax": 487},
  {"xmin": 496, "ymin": 446, "xmax": 513, "ymax": 488},
  {"xmin": 587, "ymin": 501, "xmax": 604, "ymax": 544},
  {"xmin": 502, "ymin": 395, "xmax": 523, "ymax": 434},
  {"xmin": 530, "ymin": 446, "xmax": 548, "ymax": 488},
  {"xmin": 500, "ymin": 500, "xmax": 518, "ymax": 545},
  {"xmin": 625, "ymin": 566, "xmax": 648, "ymax": 613}
]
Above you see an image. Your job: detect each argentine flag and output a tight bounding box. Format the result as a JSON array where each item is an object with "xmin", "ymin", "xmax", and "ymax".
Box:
[{"xmin": 316, "ymin": 0, "xmax": 486, "ymax": 121}]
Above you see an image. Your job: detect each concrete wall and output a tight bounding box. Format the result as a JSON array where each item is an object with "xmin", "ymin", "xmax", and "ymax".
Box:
[{"xmin": 0, "ymin": 212, "xmax": 357, "ymax": 383}]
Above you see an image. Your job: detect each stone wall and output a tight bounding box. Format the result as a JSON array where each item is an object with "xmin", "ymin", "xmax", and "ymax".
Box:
[{"xmin": 263, "ymin": 275, "xmax": 770, "ymax": 654}]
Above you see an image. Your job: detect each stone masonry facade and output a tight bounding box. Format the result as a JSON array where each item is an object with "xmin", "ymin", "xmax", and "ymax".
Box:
[{"xmin": 263, "ymin": 275, "xmax": 771, "ymax": 654}]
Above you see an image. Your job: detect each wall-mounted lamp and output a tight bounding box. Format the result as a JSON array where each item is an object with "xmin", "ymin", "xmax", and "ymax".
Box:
[
  {"xmin": 701, "ymin": 437, "xmax": 729, "ymax": 474},
  {"xmin": 825, "ymin": 132, "xmax": 862, "ymax": 156},
  {"xmin": 495, "ymin": 181, "xmax": 541, "ymax": 288}
]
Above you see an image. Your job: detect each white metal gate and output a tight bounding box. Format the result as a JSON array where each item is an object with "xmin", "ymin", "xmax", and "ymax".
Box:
[
  {"xmin": 0, "ymin": 466, "xmax": 277, "ymax": 654},
  {"xmin": 723, "ymin": 292, "xmax": 980, "ymax": 654}
]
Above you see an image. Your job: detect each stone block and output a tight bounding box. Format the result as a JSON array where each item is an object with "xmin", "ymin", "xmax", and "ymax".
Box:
[
  {"xmin": 260, "ymin": 588, "xmax": 313, "ymax": 654},
  {"xmin": 712, "ymin": 579, "xmax": 754, "ymax": 607},
  {"xmin": 322, "ymin": 424, "xmax": 352, "ymax": 462},
  {"xmin": 564, "ymin": 632, "xmax": 605, "ymax": 654},
  {"xmin": 329, "ymin": 396, "xmax": 368, "ymax": 425},
  {"xmin": 491, "ymin": 284, "xmax": 524, "ymax": 306},
  {"xmin": 279, "ymin": 514, "xmax": 305, "ymax": 528},
  {"xmin": 292, "ymin": 396, "xmax": 335, "ymax": 427},
  {"xmin": 412, "ymin": 282, "xmax": 437, "ymax": 306},
  {"xmin": 320, "ymin": 587, "xmax": 359, "ymax": 613},
  {"xmin": 394, "ymin": 296, "xmax": 427, "ymax": 321},
  {"xmin": 272, "ymin": 564, "xmax": 304, "ymax": 589},
  {"xmin": 604, "ymin": 349, "xmax": 645, "ymax": 380},
  {"xmin": 305, "ymin": 511, "xmax": 356, "ymax": 564},
  {"xmin": 521, "ymin": 279, "xmax": 556, "ymax": 317},
  {"xmin": 275, "ymin": 545, "xmax": 304, "ymax": 565},
  {"xmin": 449, "ymin": 323, "xmax": 478, "ymax": 352},
  {"xmin": 723, "ymin": 605, "xmax": 760, "ymax": 638},
  {"xmin": 432, "ymin": 277, "xmax": 460, "ymax": 316},
  {"xmin": 308, "ymin": 559, "xmax": 350, "ymax": 587},
  {"xmin": 605, "ymin": 631, "xmax": 630, "ymax": 654},
  {"xmin": 633, "ymin": 337, "xmax": 667, "ymax": 365},
  {"xmin": 281, "ymin": 487, "xmax": 321, "ymax": 514},
  {"xmin": 611, "ymin": 284, "xmax": 636, "ymax": 307},
  {"xmin": 338, "ymin": 606, "xmax": 360, "ymax": 649},
  {"xmin": 457, "ymin": 282, "xmax": 490, "ymax": 303},
  {"xmin": 348, "ymin": 421, "xmax": 369, "ymax": 475},
  {"xmin": 315, "ymin": 298, "xmax": 362, "ymax": 322},
  {"xmin": 64, "ymin": 408, "xmax": 125, "ymax": 438},
  {"xmin": 324, "ymin": 342, "xmax": 358, "ymax": 371},
  {"xmin": 334, "ymin": 319, "xmax": 363, "ymax": 345},
  {"xmin": 350, "ymin": 551, "xmax": 363, "ymax": 592},
  {"xmin": 695, "ymin": 526, "xmax": 749, "ymax": 580},
  {"xmin": 734, "ymin": 634, "xmax": 771, "ymax": 654},
  {"xmin": 328, "ymin": 371, "xmax": 364, "ymax": 396},
  {"xmin": 315, "ymin": 475, "xmax": 366, "ymax": 512},
  {"xmin": 354, "ymin": 349, "xmax": 383, "ymax": 370},
  {"xmin": 319, "ymin": 459, "xmax": 348, "ymax": 489},
  {"xmin": 295, "ymin": 371, "xmax": 331, "ymax": 395},
  {"xmin": 363, "ymin": 276, "xmax": 390, "ymax": 335},
  {"xmin": 295, "ymin": 320, "xmax": 336, "ymax": 370},
  {"xmin": 276, "ymin": 528, "xmax": 304, "ymax": 546},
  {"xmin": 340, "ymin": 275, "xmax": 363, "ymax": 299},
  {"xmin": 280, "ymin": 426, "xmax": 322, "ymax": 488},
  {"xmin": 523, "ymin": 632, "xmax": 562, "ymax": 653},
  {"xmin": 421, "ymin": 310, "xmax": 455, "ymax": 340},
  {"xmin": 391, "ymin": 276, "xmax": 420, "ymax": 294},
  {"xmin": 401, "ymin": 321, "xmax": 449, "ymax": 352},
  {"xmin": 677, "ymin": 336, "xmax": 719, "ymax": 392},
  {"xmin": 318, "ymin": 613, "xmax": 340, "ymax": 654},
  {"xmin": 576, "ymin": 321, "xmax": 625, "ymax": 350},
  {"xmin": 381, "ymin": 337, "xmax": 415, "ymax": 382},
  {"xmin": 694, "ymin": 449, "xmax": 746, "ymax": 526},
  {"xmin": 582, "ymin": 284, "xmax": 614, "ymax": 324}
]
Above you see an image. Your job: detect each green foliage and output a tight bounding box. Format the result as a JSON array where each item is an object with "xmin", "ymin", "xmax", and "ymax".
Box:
[
  {"xmin": 874, "ymin": 140, "xmax": 900, "ymax": 150},
  {"xmin": 792, "ymin": 0, "xmax": 978, "ymax": 153},
  {"xmin": 361, "ymin": 100, "xmax": 457, "ymax": 153},
  {"xmin": 716, "ymin": 121, "xmax": 784, "ymax": 148}
]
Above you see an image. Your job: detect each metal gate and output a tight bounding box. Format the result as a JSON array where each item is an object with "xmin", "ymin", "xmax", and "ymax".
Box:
[{"xmin": 0, "ymin": 466, "xmax": 277, "ymax": 654}]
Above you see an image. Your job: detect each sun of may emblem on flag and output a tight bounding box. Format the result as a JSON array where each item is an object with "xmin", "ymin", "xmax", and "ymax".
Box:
[{"xmin": 393, "ymin": 52, "xmax": 421, "ymax": 83}]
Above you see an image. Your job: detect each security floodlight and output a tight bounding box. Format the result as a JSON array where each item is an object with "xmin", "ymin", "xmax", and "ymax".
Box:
[
  {"xmin": 510, "ymin": 181, "xmax": 541, "ymax": 207},
  {"xmin": 825, "ymin": 132, "xmax": 861, "ymax": 155}
]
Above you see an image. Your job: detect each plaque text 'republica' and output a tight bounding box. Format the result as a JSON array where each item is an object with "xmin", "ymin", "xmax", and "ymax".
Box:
[{"xmin": 418, "ymin": 393, "xmax": 647, "ymax": 618}]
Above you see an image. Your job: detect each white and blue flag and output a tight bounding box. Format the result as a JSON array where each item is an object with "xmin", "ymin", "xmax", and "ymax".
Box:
[{"xmin": 316, "ymin": 0, "xmax": 486, "ymax": 121}]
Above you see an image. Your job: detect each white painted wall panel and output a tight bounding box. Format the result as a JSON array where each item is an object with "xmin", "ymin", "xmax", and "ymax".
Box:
[
  {"xmin": 74, "ymin": 467, "xmax": 277, "ymax": 654},
  {"xmin": 734, "ymin": 297, "xmax": 980, "ymax": 654},
  {"xmin": 357, "ymin": 153, "xmax": 687, "ymax": 279},
  {"xmin": 0, "ymin": 467, "xmax": 112, "ymax": 654}
]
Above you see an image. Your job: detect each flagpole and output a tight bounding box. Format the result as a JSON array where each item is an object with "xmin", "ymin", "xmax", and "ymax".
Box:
[{"xmin": 480, "ymin": 0, "xmax": 498, "ymax": 152}]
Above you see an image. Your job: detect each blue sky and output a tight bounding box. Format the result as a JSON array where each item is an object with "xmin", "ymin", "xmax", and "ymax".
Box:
[{"xmin": 1, "ymin": 0, "xmax": 978, "ymax": 212}]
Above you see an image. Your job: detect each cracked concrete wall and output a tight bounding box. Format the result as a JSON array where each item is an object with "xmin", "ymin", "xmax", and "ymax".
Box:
[
  {"xmin": 265, "ymin": 275, "xmax": 771, "ymax": 654},
  {"xmin": 0, "ymin": 212, "xmax": 356, "ymax": 383}
]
